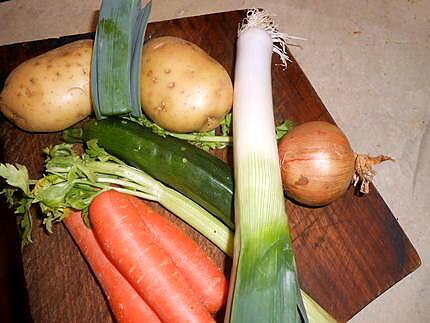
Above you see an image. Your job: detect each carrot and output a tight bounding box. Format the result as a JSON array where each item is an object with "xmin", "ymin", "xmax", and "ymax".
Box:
[
  {"xmin": 63, "ymin": 211, "xmax": 161, "ymax": 323},
  {"xmin": 127, "ymin": 195, "xmax": 228, "ymax": 313},
  {"xmin": 89, "ymin": 190, "xmax": 215, "ymax": 323}
]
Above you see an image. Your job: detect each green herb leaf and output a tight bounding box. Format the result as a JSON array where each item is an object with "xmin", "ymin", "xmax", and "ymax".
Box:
[
  {"xmin": 86, "ymin": 139, "xmax": 125, "ymax": 164},
  {"xmin": 128, "ymin": 113, "xmax": 294, "ymax": 150},
  {"xmin": 220, "ymin": 113, "xmax": 232, "ymax": 136},
  {"xmin": 126, "ymin": 115, "xmax": 232, "ymax": 150},
  {"xmin": 45, "ymin": 143, "xmax": 75, "ymax": 158},
  {"xmin": 129, "ymin": 114, "xmax": 169, "ymax": 137},
  {"xmin": 81, "ymin": 207, "xmax": 91, "ymax": 228},
  {"xmin": 16, "ymin": 198, "xmax": 33, "ymax": 248},
  {"xmin": 1, "ymin": 188, "xmax": 18, "ymax": 208},
  {"xmin": 65, "ymin": 183, "xmax": 100, "ymax": 210},
  {"xmin": 61, "ymin": 128, "xmax": 84, "ymax": 143},
  {"xmin": 276, "ymin": 119, "xmax": 295, "ymax": 140},
  {"xmin": 0, "ymin": 163, "xmax": 31, "ymax": 196},
  {"xmin": 35, "ymin": 180, "xmax": 72, "ymax": 209},
  {"xmin": 0, "ymin": 164, "xmax": 35, "ymax": 247},
  {"xmin": 86, "ymin": 139, "xmax": 109, "ymax": 158}
]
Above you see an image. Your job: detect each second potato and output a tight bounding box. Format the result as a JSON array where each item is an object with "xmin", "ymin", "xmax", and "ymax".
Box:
[{"xmin": 140, "ymin": 36, "xmax": 233, "ymax": 133}]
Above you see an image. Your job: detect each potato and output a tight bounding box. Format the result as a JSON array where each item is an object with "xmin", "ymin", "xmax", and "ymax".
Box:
[
  {"xmin": 140, "ymin": 36, "xmax": 233, "ymax": 133},
  {"xmin": 0, "ymin": 39, "xmax": 93, "ymax": 132}
]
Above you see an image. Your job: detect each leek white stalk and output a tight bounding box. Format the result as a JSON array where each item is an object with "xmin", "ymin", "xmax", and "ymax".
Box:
[{"xmin": 226, "ymin": 9, "xmax": 307, "ymax": 323}]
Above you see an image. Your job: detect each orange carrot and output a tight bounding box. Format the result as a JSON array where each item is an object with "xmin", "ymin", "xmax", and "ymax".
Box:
[
  {"xmin": 127, "ymin": 195, "xmax": 228, "ymax": 313},
  {"xmin": 89, "ymin": 190, "xmax": 215, "ymax": 323},
  {"xmin": 63, "ymin": 211, "xmax": 161, "ymax": 323}
]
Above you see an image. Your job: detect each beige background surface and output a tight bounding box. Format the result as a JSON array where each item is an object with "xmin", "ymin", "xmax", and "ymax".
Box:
[{"xmin": 1, "ymin": 0, "xmax": 429, "ymax": 322}]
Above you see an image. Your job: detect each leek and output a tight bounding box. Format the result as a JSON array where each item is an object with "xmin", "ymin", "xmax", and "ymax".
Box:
[
  {"xmin": 226, "ymin": 9, "xmax": 307, "ymax": 323},
  {"xmin": 92, "ymin": 0, "xmax": 151, "ymax": 118},
  {"xmin": 301, "ymin": 291, "xmax": 338, "ymax": 323}
]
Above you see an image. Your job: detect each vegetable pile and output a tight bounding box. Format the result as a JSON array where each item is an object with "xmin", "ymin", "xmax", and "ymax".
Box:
[
  {"xmin": 64, "ymin": 118, "xmax": 235, "ymax": 230},
  {"xmin": 0, "ymin": 2, "xmax": 393, "ymax": 322},
  {"xmin": 0, "ymin": 140, "xmax": 230, "ymax": 322},
  {"xmin": 0, "ymin": 139, "xmax": 233, "ymax": 253}
]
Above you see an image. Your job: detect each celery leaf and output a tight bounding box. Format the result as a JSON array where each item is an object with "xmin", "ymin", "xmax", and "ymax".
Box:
[
  {"xmin": 220, "ymin": 113, "xmax": 232, "ymax": 136},
  {"xmin": 0, "ymin": 163, "xmax": 31, "ymax": 195},
  {"xmin": 276, "ymin": 120, "xmax": 295, "ymax": 140},
  {"xmin": 86, "ymin": 139, "xmax": 125, "ymax": 164},
  {"xmin": 16, "ymin": 198, "xmax": 33, "ymax": 247},
  {"xmin": 1, "ymin": 188, "xmax": 18, "ymax": 208}
]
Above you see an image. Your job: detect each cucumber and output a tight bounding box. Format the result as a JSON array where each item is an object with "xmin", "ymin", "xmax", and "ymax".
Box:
[{"xmin": 80, "ymin": 118, "xmax": 235, "ymax": 229}]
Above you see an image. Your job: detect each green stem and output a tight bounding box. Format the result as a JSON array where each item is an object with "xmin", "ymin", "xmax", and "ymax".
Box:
[
  {"xmin": 96, "ymin": 177, "xmax": 158, "ymax": 199},
  {"xmin": 159, "ymin": 186, "xmax": 234, "ymax": 256},
  {"xmin": 108, "ymin": 186, "xmax": 158, "ymax": 201},
  {"xmin": 85, "ymin": 162, "xmax": 160, "ymax": 192},
  {"xmin": 62, "ymin": 128, "xmax": 84, "ymax": 143},
  {"xmin": 169, "ymin": 133, "xmax": 232, "ymax": 144}
]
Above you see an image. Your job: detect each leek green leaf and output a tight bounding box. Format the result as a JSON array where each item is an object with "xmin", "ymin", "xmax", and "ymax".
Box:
[{"xmin": 92, "ymin": 0, "xmax": 152, "ymax": 118}]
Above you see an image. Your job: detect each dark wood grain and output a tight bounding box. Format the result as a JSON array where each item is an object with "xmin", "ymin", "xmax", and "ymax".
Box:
[{"xmin": 0, "ymin": 10, "xmax": 420, "ymax": 323}]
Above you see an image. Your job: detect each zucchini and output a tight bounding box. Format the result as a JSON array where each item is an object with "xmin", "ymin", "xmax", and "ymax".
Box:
[{"xmin": 75, "ymin": 118, "xmax": 235, "ymax": 229}]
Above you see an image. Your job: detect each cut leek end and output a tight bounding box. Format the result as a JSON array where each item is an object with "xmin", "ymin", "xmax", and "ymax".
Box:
[
  {"xmin": 301, "ymin": 291, "xmax": 338, "ymax": 323},
  {"xmin": 91, "ymin": 0, "xmax": 151, "ymax": 119}
]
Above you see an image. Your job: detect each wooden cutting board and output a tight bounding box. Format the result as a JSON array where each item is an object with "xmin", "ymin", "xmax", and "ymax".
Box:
[{"xmin": 0, "ymin": 10, "xmax": 421, "ymax": 323}]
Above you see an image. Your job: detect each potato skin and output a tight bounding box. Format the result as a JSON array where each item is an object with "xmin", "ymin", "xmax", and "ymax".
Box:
[
  {"xmin": 0, "ymin": 39, "xmax": 93, "ymax": 132},
  {"xmin": 140, "ymin": 36, "xmax": 233, "ymax": 133}
]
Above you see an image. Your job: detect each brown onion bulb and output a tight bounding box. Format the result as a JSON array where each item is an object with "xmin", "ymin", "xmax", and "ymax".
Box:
[{"xmin": 278, "ymin": 121, "xmax": 356, "ymax": 206}]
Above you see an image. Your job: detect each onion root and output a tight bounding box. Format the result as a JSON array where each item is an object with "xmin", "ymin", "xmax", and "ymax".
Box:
[{"xmin": 352, "ymin": 154, "xmax": 394, "ymax": 194}]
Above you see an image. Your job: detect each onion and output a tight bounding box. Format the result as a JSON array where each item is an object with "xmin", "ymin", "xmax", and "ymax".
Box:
[{"xmin": 278, "ymin": 121, "xmax": 392, "ymax": 206}]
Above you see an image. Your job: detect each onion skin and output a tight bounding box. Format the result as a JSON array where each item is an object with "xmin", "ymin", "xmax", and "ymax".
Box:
[{"xmin": 278, "ymin": 121, "xmax": 356, "ymax": 206}]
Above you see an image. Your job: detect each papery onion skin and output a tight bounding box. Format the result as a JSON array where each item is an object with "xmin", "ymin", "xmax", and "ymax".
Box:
[{"xmin": 278, "ymin": 121, "xmax": 356, "ymax": 206}]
